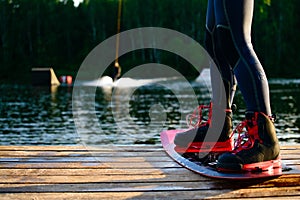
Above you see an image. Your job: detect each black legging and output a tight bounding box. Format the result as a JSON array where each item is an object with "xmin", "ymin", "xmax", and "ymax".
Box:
[{"xmin": 205, "ymin": 0, "xmax": 271, "ymax": 115}]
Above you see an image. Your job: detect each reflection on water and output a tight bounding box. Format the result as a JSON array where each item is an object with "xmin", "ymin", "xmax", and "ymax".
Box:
[
  {"xmin": 0, "ymin": 85, "xmax": 77, "ymax": 145},
  {"xmin": 269, "ymin": 81, "xmax": 300, "ymax": 144},
  {"xmin": 0, "ymin": 79, "xmax": 299, "ymax": 145}
]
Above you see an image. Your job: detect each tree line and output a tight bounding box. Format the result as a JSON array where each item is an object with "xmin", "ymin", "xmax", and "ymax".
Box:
[{"xmin": 0, "ymin": 0, "xmax": 299, "ymax": 83}]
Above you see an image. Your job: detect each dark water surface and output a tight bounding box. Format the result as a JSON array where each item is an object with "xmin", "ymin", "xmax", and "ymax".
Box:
[{"xmin": 0, "ymin": 78, "xmax": 299, "ymax": 146}]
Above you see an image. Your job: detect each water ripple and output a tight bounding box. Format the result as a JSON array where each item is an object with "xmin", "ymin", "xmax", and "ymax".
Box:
[{"xmin": 0, "ymin": 80, "xmax": 299, "ymax": 145}]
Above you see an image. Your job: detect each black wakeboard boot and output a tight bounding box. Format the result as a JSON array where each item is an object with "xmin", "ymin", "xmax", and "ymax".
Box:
[
  {"xmin": 216, "ymin": 112, "xmax": 280, "ymax": 172},
  {"xmin": 174, "ymin": 102, "xmax": 234, "ymax": 150}
]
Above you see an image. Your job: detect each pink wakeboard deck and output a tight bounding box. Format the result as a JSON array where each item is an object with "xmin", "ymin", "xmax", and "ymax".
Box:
[{"xmin": 160, "ymin": 129, "xmax": 298, "ymax": 180}]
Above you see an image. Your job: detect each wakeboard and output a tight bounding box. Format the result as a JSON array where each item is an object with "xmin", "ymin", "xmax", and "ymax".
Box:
[{"xmin": 160, "ymin": 129, "xmax": 298, "ymax": 180}]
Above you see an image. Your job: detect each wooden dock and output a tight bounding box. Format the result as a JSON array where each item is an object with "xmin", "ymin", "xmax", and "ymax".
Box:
[{"xmin": 0, "ymin": 145, "xmax": 299, "ymax": 199}]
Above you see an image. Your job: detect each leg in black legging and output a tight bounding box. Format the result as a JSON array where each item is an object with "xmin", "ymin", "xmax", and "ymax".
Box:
[
  {"xmin": 205, "ymin": 0, "xmax": 237, "ymax": 110},
  {"xmin": 217, "ymin": 0, "xmax": 271, "ymax": 115},
  {"xmin": 204, "ymin": 0, "xmax": 235, "ymax": 142}
]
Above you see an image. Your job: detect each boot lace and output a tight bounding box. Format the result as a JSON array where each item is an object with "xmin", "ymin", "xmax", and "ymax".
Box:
[
  {"xmin": 232, "ymin": 119, "xmax": 256, "ymax": 153},
  {"xmin": 186, "ymin": 103, "xmax": 212, "ymax": 128},
  {"xmin": 233, "ymin": 112, "xmax": 275, "ymax": 153}
]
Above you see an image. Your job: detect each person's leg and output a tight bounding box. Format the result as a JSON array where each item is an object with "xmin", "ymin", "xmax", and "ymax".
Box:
[
  {"xmin": 222, "ymin": 0, "xmax": 271, "ymax": 115},
  {"xmin": 206, "ymin": 0, "xmax": 237, "ymax": 110},
  {"xmin": 174, "ymin": 0, "xmax": 217, "ymax": 147},
  {"xmin": 216, "ymin": 0, "xmax": 280, "ymax": 170},
  {"xmin": 204, "ymin": 0, "xmax": 215, "ymax": 59},
  {"xmin": 174, "ymin": 0, "xmax": 234, "ymax": 147},
  {"xmin": 206, "ymin": 0, "xmax": 236, "ymax": 142},
  {"xmin": 213, "ymin": 0, "xmax": 238, "ymax": 108}
]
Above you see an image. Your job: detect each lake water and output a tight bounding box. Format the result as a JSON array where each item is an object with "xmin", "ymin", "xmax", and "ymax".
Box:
[{"xmin": 0, "ymin": 78, "xmax": 299, "ymax": 146}]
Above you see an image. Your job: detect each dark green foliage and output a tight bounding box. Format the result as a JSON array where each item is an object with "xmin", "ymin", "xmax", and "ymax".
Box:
[{"xmin": 0, "ymin": 0, "xmax": 299, "ymax": 83}]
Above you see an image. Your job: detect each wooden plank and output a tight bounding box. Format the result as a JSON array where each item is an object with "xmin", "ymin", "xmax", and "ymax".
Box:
[
  {"xmin": 0, "ymin": 168, "xmax": 186, "ymax": 176},
  {"xmin": 0, "ymin": 174, "xmax": 209, "ymax": 184},
  {"xmin": 0, "ymin": 144, "xmax": 298, "ymax": 151},
  {"xmin": 0, "ymin": 156, "xmax": 298, "ymax": 163},
  {"xmin": 0, "ymin": 191, "xmax": 225, "ymax": 200},
  {"xmin": 0, "ymin": 168, "xmax": 202, "ymax": 177},
  {"xmin": 0, "ymin": 148, "xmax": 297, "ymax": 157},
  {"xmin": 0, "ymin": 161, "xmax": 298, "ymax": 171},
  {"xmin": 0, "ymin": 178, "xmax": 299, "ymax": 192},
  {"xmin": 0, "ymin": 174, "xmax": 200, "ymax": 184},
  {"xmin": 0, "ymin": 156, "xmax": 174, "ymax": 163},
  {"xmin": 0, "ymin": 191, "xmax": 299, "ymax": 200},
  {"xmin": 0, "ymin": 145, "xmax": 163, "ymax": 151},
  {"xmin": 0, "ymin": 151, "xmax": 168, "ymax": 157},
  {"xmin": 0, "ymin": 161, "xmax": 181, "ymax": 169},
  {"xmin": 1, "ymin": 161, "xmax": 297, "ymax": 171},
  {"xmin": 0, "ymin": 158, "xmax": 298, "ymax": 168}
]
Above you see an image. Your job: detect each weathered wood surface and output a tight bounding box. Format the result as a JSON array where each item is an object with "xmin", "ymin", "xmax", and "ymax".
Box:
[{"xmin": 0, "ymin": 145, "xmax": 299, "ymax": 199}]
